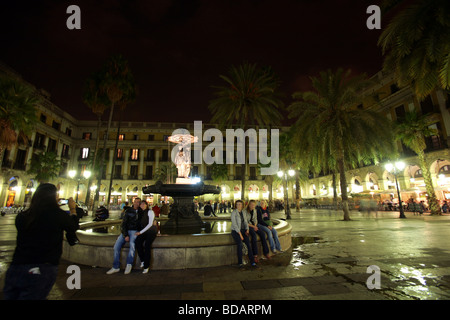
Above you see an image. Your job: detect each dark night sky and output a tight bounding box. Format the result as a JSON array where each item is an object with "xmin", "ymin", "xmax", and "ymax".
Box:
[{"xmin": 0, "ymin": 0, "xmax": 384, "ymax": 124}]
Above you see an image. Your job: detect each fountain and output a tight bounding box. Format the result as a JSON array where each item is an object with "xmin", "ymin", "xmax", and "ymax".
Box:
[
  {"xmin": 62, "ymin": 132, "xmax": 292, "ymax": 270},
  {"xmin": 142, "ymin": 132, "xmax": 221, "ymax": 233}
]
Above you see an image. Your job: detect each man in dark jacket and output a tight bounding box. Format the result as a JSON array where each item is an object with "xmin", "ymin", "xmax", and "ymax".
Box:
[
  {"xmin": 106, "ymin": 198, "xmax": 142, "ymax": 275},
  {"xmin": 203, "ymin": 201, "xmax": 216, "ymax": 217}
]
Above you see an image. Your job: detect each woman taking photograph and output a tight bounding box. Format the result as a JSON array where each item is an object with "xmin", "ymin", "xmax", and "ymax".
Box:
[
  {"xmin": 3, "ymin": 183, "xmax": 79, "ymax": 300},
  {"xmin": 231, "ymin": 200, "xmax": 257, "ymax": 268},
  {"xmin": 135, "ymin": 200, "xmax": 157, "ymax": 274}
]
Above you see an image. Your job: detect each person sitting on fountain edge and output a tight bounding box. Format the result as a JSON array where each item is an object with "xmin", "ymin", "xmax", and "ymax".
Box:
[
  {"xmin": 231, "ymin": 200, "xmax": 257, "ymax": 268},
  {"xmin": 107, "ymin": 197, "xmax": 143, "ymax": 275},
  {"xmin": 244, "ymin": 200, "xmax": 270, "ymax": 262}
]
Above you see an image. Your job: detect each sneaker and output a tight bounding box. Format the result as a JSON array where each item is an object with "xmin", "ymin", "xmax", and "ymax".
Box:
[
  {"xmin": 251, "ymin": 263, "xmax": 259, "ymax": 269},
  {"xmin": 140, "ymin": 262, "xmax": 144, "ymax": 268},
  {"xmin": 106, "ymin": 267, "xmax": 120, "ymax": 275},
  {"xmin": 142, "ymin": 268, "xmax": 149, "ymax": 274},
  {"xmin": 124, "ymin": 264, "xmax": 132, "ymax": 274}
]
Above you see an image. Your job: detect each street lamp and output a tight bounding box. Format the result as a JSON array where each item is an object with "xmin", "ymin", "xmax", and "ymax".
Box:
[
  {"xmin": 277, "ymin": 169, "xmax": 295, "ymax": 219},
  {"xmin": 385, "ymin": 161, "xmax": 406, "ymax": 219},
  {"xmin": 68, "ymin": 169, "xmax": 91, "ymax": 202}
]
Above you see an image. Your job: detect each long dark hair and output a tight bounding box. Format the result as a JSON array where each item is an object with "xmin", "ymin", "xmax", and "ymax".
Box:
[{"xmin": 24, "ymin": 183, "xmax": 61, "ymax": 231}]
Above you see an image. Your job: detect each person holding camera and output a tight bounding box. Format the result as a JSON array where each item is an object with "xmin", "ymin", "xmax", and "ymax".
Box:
[{"xmin": 3, "ymin": 184, "xmax": 79, "ymax": 300}]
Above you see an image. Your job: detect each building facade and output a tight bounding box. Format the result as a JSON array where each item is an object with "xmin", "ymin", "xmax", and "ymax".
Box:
[
  {"xmin": 0, "ymin": 63, "xmax": 282, "ymax": 208},
  {"xmin": 301, "ymin": 70, "xmax": 450, "ymax": 206},
  {"xmin": 1, "ymin": 64, "xmax": 449, "ymax": 209}
]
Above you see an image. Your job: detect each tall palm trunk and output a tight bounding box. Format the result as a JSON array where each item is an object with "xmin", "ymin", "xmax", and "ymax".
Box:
[
  {"xmin": 86, "ymin": 115, "xmax": 102, "ymax": 213},
  {"xmin": 107, "ymin": 110, "xmax": 123, "ymax": 209},
  {"xmin": 338, "ymin": 157, "xmax": 351, "ymax": 221},
  {"xmin": 93, "ymin": 102, "xmax": 115, "ymax": 210},
  {"xmin": 332, "ymin": 171, "xmax": 338, "ymax": 210},
  {"xmin": 241, "ymin": 163, "xmax": 246, "ymax": 201},
  {"xmin": 417, "ymin": 151, "xmax": 441, "ymax": 215},
  {"xmin": 295, "ymin": 170, "xmax": 300, "ymax": 212}
]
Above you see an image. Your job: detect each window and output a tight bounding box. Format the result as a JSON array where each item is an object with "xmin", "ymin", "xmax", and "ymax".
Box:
[
  {"xmin": 114, "ymin": 165, "xmax": 122, "ymax": 179},
  {"xmin": 163, "ymin": 135, "xmax": 170, "ymax": 142},
  {"xmin": 145, "ymin": 165, "xmax": 153, "ymax": 179},
  {"xmin": 119, "ymin": 134, "xmax": 125, "ymax": 141},
  {"xmin": 61, "ymin": 144, "xmax": 70, "ymax": 158},
  {"xmin": 117, "ymin": 149, "xmax": 123, "ymax": 160},
  {"xmin": 34, "ymin": 133, "xmax": 45, "ymax": 149},
  {"xmin": 148, "ymin": 134, "xmax": 154, "ymax": 141},
  {"xmin": 81, "ymin": 148, "xmax": 89, "ymax": 159},
  {"xmin": 133, "ymin": 134, "xmax": 139, "ymax": 141},
  {"xmin": 82, "ymin": 132, "xmax": 91, "ymax": 140},
  {"xmin": 65, "ymin": 128, "xmax": 72, "ymax": 137},
  {"xmin": 250, "ymin": 167, "xmax": 257, "ymax": 180},
  {"xmin": 395, "ymin": 105, "xmax": 406, "ymax": 122},
  {"xmin": 146, "ymin": 149, "xmax": 155, "ymax": 161},
  {"xmin": 390, "ymin": 84, "xmax": 399, "ymax": 94},
  {"xmin": 131, "ymin": 149, "xmax": 139, "ymax": 160},
  {"xmin": 40, "ymin": 113, "xmax": 47, "ymax": 123},
  {"xmin": 420, "ymin": 96, "xmax": 437, "ymax": 114},
  {"xmin": 162, "ymin": 149, "xmax": 168, "ymax": 161},
  {"xmin": 47, "ymin": 138, "xmax": 57, "ymax": 153},
  {"xmin": 130, "ymin": 165, "xmax": 138, "ymax": 179},
  {"xmin": 52, "ymin": 121, "xmax": 60, "ymax": 131}
]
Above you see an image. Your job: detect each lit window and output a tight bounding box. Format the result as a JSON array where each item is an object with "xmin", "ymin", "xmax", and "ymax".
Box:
[
  {"xmin": 131, "ymin": 149, "xmax": 139, "ymax": 160},
  {"xmin": 119, "ymin": 134, "xmax": 125, "ymax": 141},
  {"xmin": 81, "ymin": 148, "xmax": 89, "ymax": 159}
]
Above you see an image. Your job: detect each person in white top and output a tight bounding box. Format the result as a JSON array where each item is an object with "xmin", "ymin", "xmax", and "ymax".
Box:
[{"xmin": 134, "ymin": 201, "xmax": 157, "ymax": 274}]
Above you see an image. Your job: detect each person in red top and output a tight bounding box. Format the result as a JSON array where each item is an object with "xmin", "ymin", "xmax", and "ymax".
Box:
[{"xmin": 152, "ymin": 204, "xmax": 160, "ymax": 217}]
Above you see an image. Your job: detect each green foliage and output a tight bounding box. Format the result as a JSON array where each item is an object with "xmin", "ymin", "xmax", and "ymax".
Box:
[
  {"xmin": 208, "ymin": 62, "xmax": 284, "ymax": 129},
  {"xmin": 0, "ymin": 75, "xmax": 39, "ymax": 150},
  {"xmin": 395, "ymin": 111, "xmax": 438, "ymax": 154},
  {"xmin": 210, "ymin": 163, "xmax": 229, "ymax": 183},
  {"xmin": 378, "ymin": 0, "xmax": 450, "ymax": 99},
  {"xmin": 27, "ymin": 152, "xmax": 61, "ymax": 183}
]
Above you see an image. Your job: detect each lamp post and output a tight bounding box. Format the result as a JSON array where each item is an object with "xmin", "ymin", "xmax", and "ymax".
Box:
[
  {"xmin": 277, "ymin": 169, "xmax": 295, "ymax": 220},
  {"xmin": 385, "ymin": 161, "xmax": 406, "ymax": 219},
  {"xmin": 68, "ymin": 169, "xmax": 91, "ymax": 202}
]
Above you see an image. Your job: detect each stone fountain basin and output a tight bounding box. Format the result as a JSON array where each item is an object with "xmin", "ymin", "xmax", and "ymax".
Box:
[{"xmin": 62, "ymin": 217, "xmax": 292, "ymax": 270}]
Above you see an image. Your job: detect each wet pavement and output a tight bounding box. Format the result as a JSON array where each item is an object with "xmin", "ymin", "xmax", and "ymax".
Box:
[{"xmin": 1, "ymin": 209, "xmax": 450, "ymax": 300}]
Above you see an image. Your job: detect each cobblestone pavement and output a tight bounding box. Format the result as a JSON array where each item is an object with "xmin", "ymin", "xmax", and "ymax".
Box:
[{"xmin": 1, "ymin": 209, "xmax": 450, "ymax": 300}]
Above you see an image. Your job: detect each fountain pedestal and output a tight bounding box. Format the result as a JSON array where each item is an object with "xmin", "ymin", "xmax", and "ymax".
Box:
[{"xmin": 142, "ymin": 180, "xmax": 220, "ymax": 234}]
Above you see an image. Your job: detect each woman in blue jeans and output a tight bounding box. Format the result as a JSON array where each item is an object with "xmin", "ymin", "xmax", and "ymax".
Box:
[
  {"xmin": 231, "ymin": 200, "xmax": 257, "ymax": 268},
  {"xmin": 256, "ymin": 200, "xmax": 283, "ymax": 253}
]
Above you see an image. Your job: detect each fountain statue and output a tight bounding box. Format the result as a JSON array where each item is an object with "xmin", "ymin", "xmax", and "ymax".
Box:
[{"xmin": 143, "ymin": 132, "xmax": 219, "ymax": 233}]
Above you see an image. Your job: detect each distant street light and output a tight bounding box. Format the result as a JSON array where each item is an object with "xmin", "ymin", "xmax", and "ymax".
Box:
[
  {"xmin": 385, "ymin": 161, "xmax": 406, "ymax": 219},
  {"xmin": 68, "ymin": 169, "xmax": 91, "ymax": 202},
  {"xmin": 277, "ymin": 169, "xmax": 295, "ymax": 219}
]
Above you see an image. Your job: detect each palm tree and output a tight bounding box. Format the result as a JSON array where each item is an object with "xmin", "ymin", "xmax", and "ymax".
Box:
[
  {"xmin": 396, "ymin": 111, "xmax": 441, "ymax": 215},
  {"xmin": 0, "ymin": 75, "xmax": 39, "ymax": 163},
  {"xmin": 106, "ymin": 74, "xmax": 137, "ymax": 206},
  {"xmin": 154, "ymin": 163, "xmax": 177, "ymax": 183},
  {"xmin": 83, "ymin": 70, "xmax": 109, "ymax": 210},
  {"xmin": 91, "ymin": 54, "xmax": 135, "ymax": 209},
  {"xmin": 27, "ymin": 152, "xmax": 61, "ymax": 183},
  {"xmin": 208, "ymin": 62, "xmax": 284, "ymax": 200},
  {"xmin": 210, "ymin": 162, "xmax": 229, "ymax": 184},
  {"xmin": 288, "ymin": 69, "xmax": 395, "ymax": 221},
  {"xmin": 378, "ymin": 0, "xmax": 450, "ymax": 99}
]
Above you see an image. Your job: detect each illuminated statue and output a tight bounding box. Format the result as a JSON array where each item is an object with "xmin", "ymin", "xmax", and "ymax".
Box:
[{"xmin": 168, "ymin": 133, "xmax": 198, "ymax": 183}]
